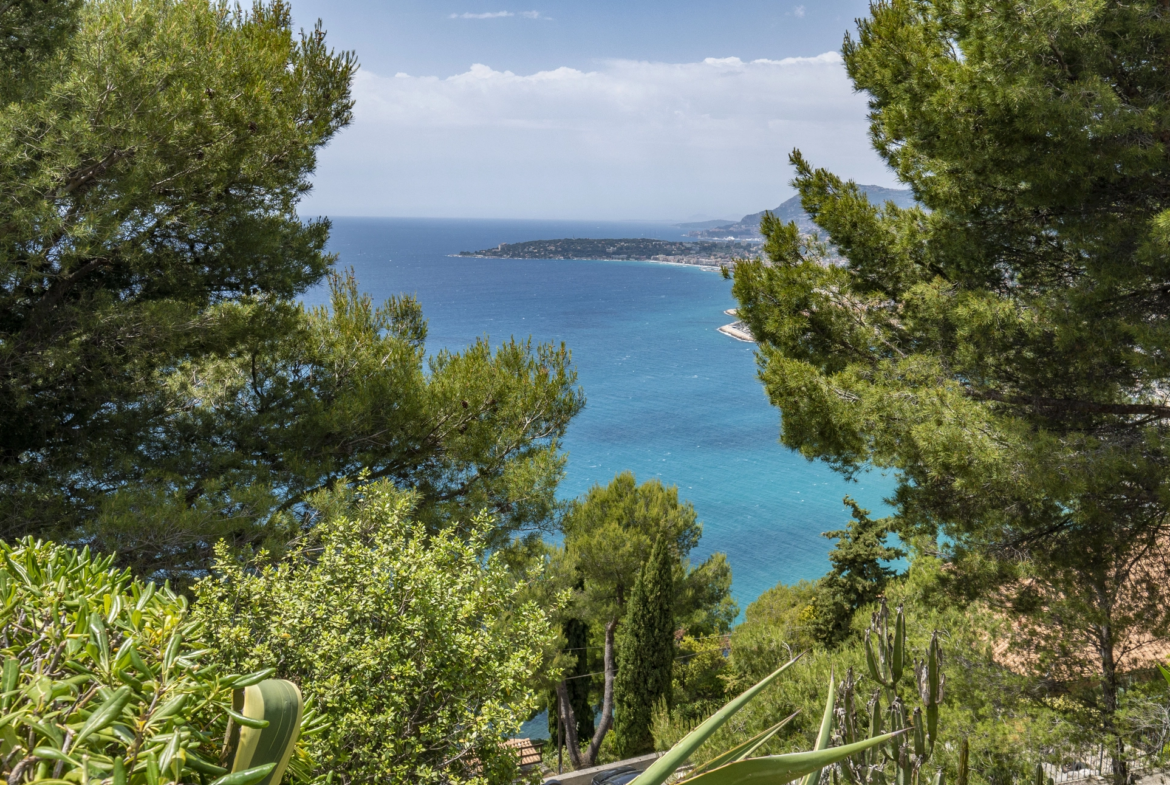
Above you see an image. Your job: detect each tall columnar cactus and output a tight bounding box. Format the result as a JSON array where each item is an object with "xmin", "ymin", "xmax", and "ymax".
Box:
[{"xmin": 837, "ymin": 601, "xmax": 945, "ymax": 785}]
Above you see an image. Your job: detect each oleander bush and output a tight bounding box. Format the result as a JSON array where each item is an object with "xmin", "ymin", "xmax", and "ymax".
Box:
[{"xmin": 0, "ymin": 538, "xmax": 316, "ymax": 785}]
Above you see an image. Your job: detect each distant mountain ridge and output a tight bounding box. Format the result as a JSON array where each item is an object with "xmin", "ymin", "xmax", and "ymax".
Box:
[{"xmin": 686, "ymin": 185, "xmax": 916, "ymax": 241}]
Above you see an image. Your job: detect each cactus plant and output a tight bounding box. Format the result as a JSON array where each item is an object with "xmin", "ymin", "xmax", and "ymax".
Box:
[
  {"xmin": 630, "ymin": 600, "xmax": 947, "ymax": 785},
  {"xmin": 838, "ymin": 600, "xmax": 945, "ymax": 785},
  {"xmin": 0, "ymin": 538, "xmax": 307, "ymax": 785}
]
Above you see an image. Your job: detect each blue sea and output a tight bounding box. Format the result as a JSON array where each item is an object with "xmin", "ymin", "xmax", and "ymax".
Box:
[{"xmin": 312, "ymin": 217, "xmax": 895, "ymax": 613}]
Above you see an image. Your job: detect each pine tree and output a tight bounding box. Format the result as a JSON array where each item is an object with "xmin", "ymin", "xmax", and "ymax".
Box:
[
  {"xmin": 0, "ymin": 0, "xmax": 584, "ymax": 576},
  {"xmin": 553, "ymin": 473, "xmax": 733, "ymax": 770},
  {"xmin": 613, "ymin": 534, "xmax": 675, "ymax": 759},
  {"xmin": 812, "ymin": 498, "xmax": 905, "ymax": 644},
  {"xmin": 730, "ymin": 2, "xmax": 1170, "ymax": 780}
]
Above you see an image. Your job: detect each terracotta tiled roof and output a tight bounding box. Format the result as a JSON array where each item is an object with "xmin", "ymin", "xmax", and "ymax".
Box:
[
  {"xmin": 504, "ymin": 738, "xmax": 543, "ymax": 770},
  {"xmin": 986, "ymin": 547, "xmax": 1170, "ymax": 678}
]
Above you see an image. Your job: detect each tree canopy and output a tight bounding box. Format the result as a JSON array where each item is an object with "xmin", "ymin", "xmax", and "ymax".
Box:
[
  {"xmin": 0, "ymin": 0, "xmax": 583, "ymax": 579},
  {"xmin": 552, "ymin": 472, "xmax": 735, "ymax": 769},
  {"xmin": 195, "ymin": 482, "xmax": 554, "ymax": 785},
  {"xmin": 731, "ymin": 1, "xmax": 1170, "ymax": 779},
  {"xmin": 812, "ymin": 499, "xmax": 904, "ymax": 645}
]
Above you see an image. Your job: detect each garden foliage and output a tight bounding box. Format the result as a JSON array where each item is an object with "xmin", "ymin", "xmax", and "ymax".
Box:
[
  {"xmin": 194, "ymin": 482, "xmax": 555, "ymax": 785},
  {"xmin": 550, "ymin": 472, "xmax": 735, "ymax": 769},
  {"xmin": 730, "ymin": 0, "xmax": 1170, "ymax": 778},
  {"xmin": 0, "ymin": 538, "xmax": 314, "ymax": 785}
]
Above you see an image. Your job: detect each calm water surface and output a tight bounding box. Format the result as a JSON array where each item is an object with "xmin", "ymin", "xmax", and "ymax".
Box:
[{"xmin": 310, "ymin": 217, "xmax": 895, "ymax": 611}]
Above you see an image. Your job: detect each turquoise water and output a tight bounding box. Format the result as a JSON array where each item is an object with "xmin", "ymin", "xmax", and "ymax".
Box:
[{"xmin": 312, "ymin": 217, "xmax": 894, "ymax": 611}]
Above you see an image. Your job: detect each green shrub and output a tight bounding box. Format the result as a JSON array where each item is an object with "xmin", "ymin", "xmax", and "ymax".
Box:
[
  {"xmin": 194, "ymin": 482, "xmax": 555, "ymax": 785},
  {"xmin": 0, "ymin": 538, "xmax": 307, "ymax": 785},
  {"xmin": 671, "ymin": 635, "xmax": 730, "ymax": 726}
]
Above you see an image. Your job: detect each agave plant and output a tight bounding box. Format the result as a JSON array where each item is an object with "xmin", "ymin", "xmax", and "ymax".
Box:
[
  {"xmin": 0, "ymin": 538, "xmax": 308, "ymax": 785},
  {"xmin": 632, "ymin": 602, "xmax": 946, "ymax": 785},
  {"xmin": 630, "ymin": 658, "xmax": 904, "ymax": 785}
]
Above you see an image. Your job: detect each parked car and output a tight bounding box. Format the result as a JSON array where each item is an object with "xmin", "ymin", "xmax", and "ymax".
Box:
[{"xmin": 591, "ymin": 767, "xmax": 639, "ymax": 785}]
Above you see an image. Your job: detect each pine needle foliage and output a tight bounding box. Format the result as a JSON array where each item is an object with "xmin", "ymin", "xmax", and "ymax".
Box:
[
  {"xmin": 730, "ymin": 1, "xmax": 1170, "ymax": 781},
  {"xmin": 0, "ymin": 0, "xmax": 584, "ymax": 578},
  {"xmin": 812, "ymin": 499, "xmax": 905, "ymax": 645}
]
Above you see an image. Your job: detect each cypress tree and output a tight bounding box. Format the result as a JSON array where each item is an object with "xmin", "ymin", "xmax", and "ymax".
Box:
[{"xmin": 612, "ymin": 534, "xmax": 675, "ymax": 758}]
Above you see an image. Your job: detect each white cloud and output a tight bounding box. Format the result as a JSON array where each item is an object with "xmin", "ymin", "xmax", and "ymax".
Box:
[
  {"xmin": 447, "ymin": 10, "xmax": 545, "ymax": 19},
  {"xmin": 794, "ymin": 5, "xmax": 806, "ymax": 18},
  {"xmin": 306, "ymin": 54, "xmax": 895, "ymax": 219}
]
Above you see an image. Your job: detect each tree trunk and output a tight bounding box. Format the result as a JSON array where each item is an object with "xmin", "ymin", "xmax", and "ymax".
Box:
[
  {"xmin": 1096, "ymin": 596, "xmax": 1127, "ymax": 785},
  {"xmin": 556, "ymin": 617, "xmax": 618, "ymax": 770},
  {"xmin": 583, "ymin": 618, "xmax": 619, "ymax": 767},
  {"xmin": 555, "ymin": 680, "xmax": 583, "ymax": 770}
]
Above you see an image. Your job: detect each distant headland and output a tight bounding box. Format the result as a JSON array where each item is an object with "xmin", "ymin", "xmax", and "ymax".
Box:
[
  {"xmin": 683, "ymin": 185, "xmax": 916, "ymax": 241},
  {"xmin": 457, "ymin": 187, "xmax": 914, "ymax": 343},
  {"xmin": 458, "ymin": 238, "xmax": 761, "ymax": 268}
]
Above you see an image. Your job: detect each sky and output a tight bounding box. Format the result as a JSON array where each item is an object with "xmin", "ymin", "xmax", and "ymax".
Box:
[{"xmin": 292, "ymin": 0, "xmax": 899, "ymax": 221}]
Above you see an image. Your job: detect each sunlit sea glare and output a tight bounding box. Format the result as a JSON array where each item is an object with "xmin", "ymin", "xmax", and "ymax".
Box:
[{"xmin": 308, "ymin": 217, "xmax": 895, "ymax": 612}]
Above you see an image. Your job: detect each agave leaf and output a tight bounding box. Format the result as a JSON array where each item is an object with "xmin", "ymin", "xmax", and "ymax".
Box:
[
  {"xmin": 229, "ymin": 680, "xmax": 303, "ymax": 785},
  {"xmin": 684, "ymin": 730, "xmax": 908, "ymax": 785},
  {"xmin": 1159, "ymin": 663, "xmax": 1170, "ymax": 690},
  {"xmin": 689, "ymin": 713, "xmax": 800, "ymax": 777},
  {"xmin": 734, "ymin": 712, "xmax": 800, "ymax": 763},
  {"xmin": 801, "ymin": 671, "xmax": 836, "ymax": 785},
  {"xmin": 633, "ymin": 654, "xmax": 803, "ymax": 785}
]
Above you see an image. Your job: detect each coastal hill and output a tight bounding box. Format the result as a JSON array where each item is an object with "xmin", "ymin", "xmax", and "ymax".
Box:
[
  {"xmin": 686, "ymin": 185, "xmax": 916, "ymax": 241},
  {"xmin": 459, "ymin": 238, "xmax": 761, "ymax": 267},
  {"xmin": 457, "ymin": 186, "xmax": 915, "ymax": 269}
]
